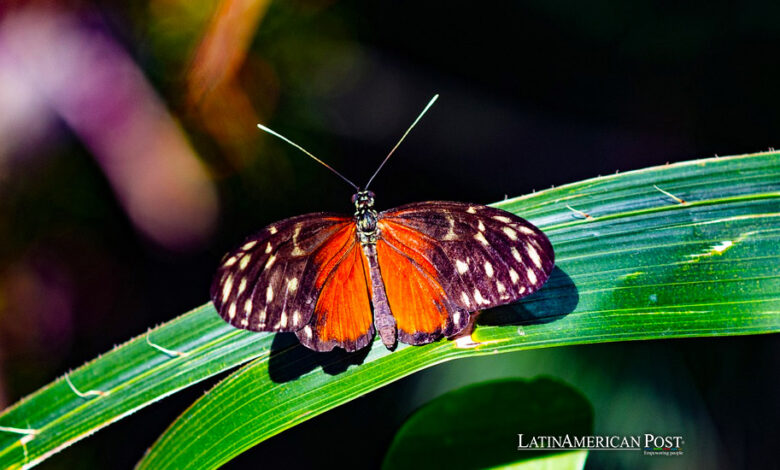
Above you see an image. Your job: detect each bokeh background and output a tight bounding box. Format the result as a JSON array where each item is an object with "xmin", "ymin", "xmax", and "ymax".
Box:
[{"xmin": 1, "ymin": 1, "xmax": 778, "ymax": 468}]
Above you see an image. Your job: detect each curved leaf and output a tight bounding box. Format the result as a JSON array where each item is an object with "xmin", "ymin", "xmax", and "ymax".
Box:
[{"xmin": 138, "ymin": 152, "xmax": 780, "ymax": 469}]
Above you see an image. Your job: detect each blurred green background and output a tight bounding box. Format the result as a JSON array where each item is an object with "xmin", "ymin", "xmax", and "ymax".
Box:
[{"xmin": 0, "ymin": 1, "xmax": 777, "ymax": 468}]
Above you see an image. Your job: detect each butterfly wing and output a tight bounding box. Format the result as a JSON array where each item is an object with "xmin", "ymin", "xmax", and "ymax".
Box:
[
  {"xmin": 374, "ymin": 237, "xmax": 470, "ymax": 345},
  {"xmin": 211, "ymin": 213, "xmax": 356, "ymax": 334},
  {"xmin": 295, "ymin": 239, "xmax": 375, "ymax": 352},
  {"xmin": 377, "ymin": 201, "xmax": 554, "ymax": 344}
]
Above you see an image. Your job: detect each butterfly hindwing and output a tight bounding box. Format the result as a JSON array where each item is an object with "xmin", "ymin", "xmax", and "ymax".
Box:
[
  {"xmin": 296, "ymin": 241, "xmax": 375, "ymax": 352},
  {"xmin": 379, "ymin": 201, "xmax": 554, "ymax": 322},
  {"xmin": 375, "ymin": 237, "xmax": 470, "ymax": 344},
  {"xmin": 211, "ymin": 213, "xmax": 354, "ymax": 333}
]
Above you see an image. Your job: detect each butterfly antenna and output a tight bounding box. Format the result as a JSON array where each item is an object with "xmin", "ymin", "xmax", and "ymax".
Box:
[
  {"xmin": 365, "ymin": 94, "xmax": 439, "ymax": 189},
  {"xmin": 257, "ymin": 124, "xmax": 359, "ymax": 190}
]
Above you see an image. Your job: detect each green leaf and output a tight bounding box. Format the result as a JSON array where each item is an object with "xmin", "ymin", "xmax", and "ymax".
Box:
[
  {"xmin": 137, "ymin": 152, "xmax": 780, "ymax": 469},
  {"xmin": 0, "ymin": 306, "xmax": 273, "ymax": 469},
  {"xmin": 382, "ymin": 377, "xmax": 593, "ymax": 470},
  {"xmin": 0, "ymin": 152, "xmax": 777, "ymax": 470}
]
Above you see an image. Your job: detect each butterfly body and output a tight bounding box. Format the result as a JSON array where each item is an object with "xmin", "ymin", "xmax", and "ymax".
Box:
[
  {"xmin": 211, "ymin": 191, "xmax": 554, "ymax": 352},
  {"xmin": 351, "ymin": 190, "xmax": 397, "ymax": 348}
]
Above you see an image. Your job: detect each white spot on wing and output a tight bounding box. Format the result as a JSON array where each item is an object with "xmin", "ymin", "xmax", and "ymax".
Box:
[
  {"xmin": 304, "ymin": 325, "xmax": 313, "ymax": 338},
  {"xmin": 279, "ymin": 311, "xmax": 288, "ymax": 328},
  {"xmin": 223, "ymin": 256, "xmax": 237, "ymax": 267},
  {"xmin": 492, "ymin": 215, "xmax": 512, "ymax": 223},
  {"xmin": 527, "ymin": 268, "xmax": 538, "ymax": 284},
  {"xmin": 238, "ymin": 278, "xmax": 247, "ymax": 295},
  {"xmin": 291, "ymin": 225, "xmax": 305, "ymax": 256},
  {"xmin": 484, "ymin": 261, "xmax": 494, "ymax": 277},
  {"xmin": 477, "ymin": 220, "xmax": 485, "ymax": 232},
  {"xmin": 456, "ymin": 259, "xmax": 469, "ymax": 274},
  {"xmin": 511, "ymin": 247, "xmax": 523, "ymax": 263},
  {"xmin": 474, "ymin": 232, "xmax": 489, "ymax": 246},
  {"xmin": 240, "ymin": 318, "xmax": 249, "ymax": 327},
  {"xmin": 266, "ymin": 285, "xmax": 274, "ymax": 302},
  {"xmin": 467, "ymin": 206, "xmax": 477, "ymax": 214},
  {"xmin": 265, "ymin": 242, "xmax": 273, "ymax": 254},
  {"xmin": 518, "ymin": 225, "xmax": 535, "ymax": 235},
  {"xmin": 293, "ymin": 310, "xmax": 301, "ymax": 326},
  {"xmin": 287, "ymin": 278, "xmax": 299, "ymax": 292},
  {"xmin": 461, "ymin": 291, "xmax": 471, "ymax": 306},
  {"xmin": 228, "ymin": 303, "xmax": 237, "ymax": 319},
  {"xmin": 453, "ymin": 312, "xmax": 461, "ymax": 325},
  {"xmin": 268, "ymin": 226, "xmax": 277, "ymax": 234},
  {"xmin": 443, "ymin": 216, "xmax": 458, "ymax": 241},
  {"xmin": 509, "ymin": 269, "xmax": 519, "ymax": 284},
  {"xmin": 502, "ymin": 227, "xmax": 518, "ymax": 240},
  {"xmin": 244, "ymin": 299, "xmax": 252, "ymax": 314},
  {"xmin": 239, "ymin": 254, "xmax": 251, "ymax": 270},
  {"xmin": 221, "ymin": 275, "xmax": 234, "ymax": 302},
  {"xmin": 526, "ymin": 244, "xmax": 543, "ymax": 269},
  {"xmin": 496, "ymin": 281, "xmax": 506, "ymax": 294},
  {"xmin": 242, "ymin": 241, "xmax": 257, "ymax": 250},
  {"xmin": 474, "ymin": 289, "xmax": 489, "ymax": 305},
  {"xmin": 264, "ymin": 254, "xmax": 276, "ymax": 270}
]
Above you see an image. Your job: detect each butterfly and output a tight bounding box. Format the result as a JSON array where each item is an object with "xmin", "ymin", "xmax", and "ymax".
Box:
[{"xmin": 211, "ymin": 96, "xmax": 555, "ymax": 352}]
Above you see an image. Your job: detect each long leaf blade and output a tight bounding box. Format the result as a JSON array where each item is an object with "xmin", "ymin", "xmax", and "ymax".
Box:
[
  {"xmin": 137, "ymin": 152, "xmax": 780, "ymax": 469},
  {"xmin": 0, "ymin": 306, "xmax": 271, "ymax": 469}
]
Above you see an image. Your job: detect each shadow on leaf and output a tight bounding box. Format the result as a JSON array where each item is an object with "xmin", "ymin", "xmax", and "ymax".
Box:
[
  {"xmin": 268, "ymin": 333, "xmax": 370, "ymax": 383},
  {"xmin": 478, "ymin": 266, "xmax": 578, "ymax": 326}
]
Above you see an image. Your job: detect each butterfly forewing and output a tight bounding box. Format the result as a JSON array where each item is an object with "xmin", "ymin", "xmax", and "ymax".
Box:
[
  {"xmin": 211, "ymin": 213, "xmax": 353, "ymax": 333},
  {"xmin": 379, "ymin": 202, "xmax": 554, "ymax": 315}
]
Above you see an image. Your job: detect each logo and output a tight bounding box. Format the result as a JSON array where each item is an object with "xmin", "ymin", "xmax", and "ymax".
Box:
[{"xmin": 517, "ymin": 433, "xmax": 684, "ymax": 456}]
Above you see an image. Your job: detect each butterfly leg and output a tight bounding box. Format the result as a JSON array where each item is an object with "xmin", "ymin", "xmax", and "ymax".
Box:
[{"xmin": 361, "ymin": 244, "xmax": 397, "ymax": 349}]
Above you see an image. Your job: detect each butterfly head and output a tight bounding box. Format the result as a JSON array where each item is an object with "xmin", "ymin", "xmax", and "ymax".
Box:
[
  {"xmin": 351, "ymin": 190, "xmax": 375, "ymax": 209},
  {"xmin": 353, "ymin": 190, "xmax": 378, "ymax": 244}
]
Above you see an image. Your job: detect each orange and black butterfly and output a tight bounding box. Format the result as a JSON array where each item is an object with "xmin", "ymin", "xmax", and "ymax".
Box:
[{"xmin": 211, "ymin": 96, "xmax": 554, "ymax": 352}]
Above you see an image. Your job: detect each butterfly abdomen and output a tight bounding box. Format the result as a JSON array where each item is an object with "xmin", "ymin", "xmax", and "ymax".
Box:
[{"xmin": 362, "ymin": 243, "xmax": 397, "ymax": 349}]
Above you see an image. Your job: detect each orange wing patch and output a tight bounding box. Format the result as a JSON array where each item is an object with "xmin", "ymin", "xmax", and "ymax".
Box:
[
  {"xmin": 374, "ymin": 239, "xmax": 452, "ymax": 344},
  {"xmin": 297, "ymin": 241, "xmax": 375, "ymax": 352},
  {"xmin": 313, "ymin": 224, "xmax": 358, "ymax": 289},
  {"xmin": 377, "ymin": 220, "xmax": 470, "ymax": 344}
]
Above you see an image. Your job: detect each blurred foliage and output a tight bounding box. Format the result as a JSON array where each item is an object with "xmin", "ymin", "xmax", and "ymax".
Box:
[{"xmin": 383, "ymin": 377, "xmax": 593, "ymax": 469}]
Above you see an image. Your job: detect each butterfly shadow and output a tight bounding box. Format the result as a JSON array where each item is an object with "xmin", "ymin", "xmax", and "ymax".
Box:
[
  {"xmin": 267, "ymin": 333, "xmax": 371, "ymax": 383},
  {"xmin": 476, "ymin": 266, "xmax": 578, "ymax": 327}
]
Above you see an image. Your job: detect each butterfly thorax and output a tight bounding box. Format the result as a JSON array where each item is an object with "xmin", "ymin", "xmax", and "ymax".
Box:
[{"xmin": 353, "ymin": 190, "xmax": 379, "ymax": 245}]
